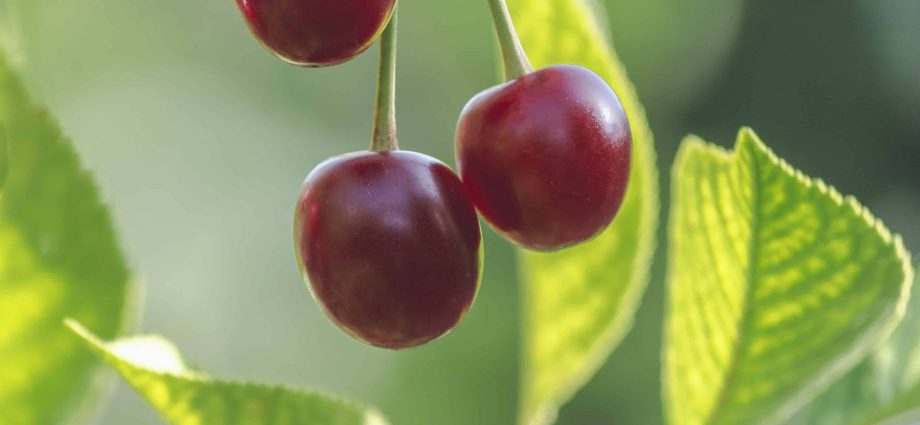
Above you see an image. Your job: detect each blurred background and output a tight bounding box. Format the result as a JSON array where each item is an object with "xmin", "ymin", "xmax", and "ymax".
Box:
[{"xmin": 0, "ymin": 0, "xmax": 917, "ymax": 423}]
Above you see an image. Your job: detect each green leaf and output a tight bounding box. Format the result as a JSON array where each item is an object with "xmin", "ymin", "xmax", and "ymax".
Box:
[
  {"xmin": 66, "ymin": 320, "xmax": 389, "ymax": 425},
  {"xmin": 509, "ymin": 1, "xmax": 659, "ymax": 424},
  {"xmin": 0, "ymin": 49, "xmax": 132, "ymax": 422},
  {"xmin": 663, "ymin": 128, "xmax": 914, "ymax": 425},
  {"xmin": 0, "ymin": 123, "xmax": 9, "ymax": 190},
  {"xmin": 789, "ymin": 259, "xmax": 920, "ymax": 425}
]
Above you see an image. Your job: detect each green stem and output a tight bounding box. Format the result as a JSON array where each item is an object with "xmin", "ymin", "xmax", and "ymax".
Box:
[
  {"xmin": 371, "ymin": 9, "xmax": 399, "ymax": 152},
  {"xmin": 486, "ymin": 0, "xmax": 532, "ymax": 80}
]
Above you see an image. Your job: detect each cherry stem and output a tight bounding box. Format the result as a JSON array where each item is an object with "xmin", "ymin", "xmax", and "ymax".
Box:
[
  {"xmin": 371, "ymin": 9, "xmax": 399, "ymax": 152},
  {"xmin": 486, "ymin": 0, "xmax": 533, "ymax": 80}
]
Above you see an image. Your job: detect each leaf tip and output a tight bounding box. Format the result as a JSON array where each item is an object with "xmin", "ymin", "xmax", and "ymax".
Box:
[
  {"xmin": 673, "ymin": 133, "xmax": 728, "ymax": 177},
  {"xmin": 675, "ymin": 133, "xmax": 710, "ymax": 158},
  {"xmin": 64, "ymin": 318, "xmax": 88, "ymax": 337},
  {"xmin": 64, "ymin": 318, "xmax": 104, "ymax": 351},
  {"xmin": 365, "ymin": 409, "xmax": 391, "ymax": 425},
  {"xmin": 737, "ymin": 126, "xmax": 759, "ymax": 140},
  {"xmin": 735, "ymin": 126, "xmax": 770, "ymax": 156}
]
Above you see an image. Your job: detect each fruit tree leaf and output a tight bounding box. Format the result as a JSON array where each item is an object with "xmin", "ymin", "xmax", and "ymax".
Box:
[
  {"xmin": 66, "ymin": 320, "xmax": 389, "ymax": 425},
  {"xmin": 663, "ymin": 128, "xmax": 914, "ymax": 425},
  {"xmin": 0, "ymin": 48, "xmax": 132, "ymax": 423},
  {"xmin": 509, "ymin": 0, "xmax": 660, "ymax": 424},
  {"xmin": 0, "ymin": 123, "xmax": 9, "ymax": 190},
  {"xmin": 788, "ymin": 259, "xmax": 920, "ymax": 425}
]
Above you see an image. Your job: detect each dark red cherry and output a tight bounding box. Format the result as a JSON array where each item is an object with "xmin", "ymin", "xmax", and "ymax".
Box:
[
  {"xmin": 455, "ymin": 64, "xmax": 632, "ymax": 251},
  {"xmin": 294, "ymin": 150, "xmax": 482, "ymax": 349},
  {"xmin": 237, "ymin": 0, "xmax": 396, "ymax": 67}
]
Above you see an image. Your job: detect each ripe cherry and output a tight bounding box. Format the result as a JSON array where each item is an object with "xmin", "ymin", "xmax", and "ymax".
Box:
[
  {"xmin": 236, "ymin": 0, "xmax": 396, "ymax": 67},
  {"xmin": 455, "ymin": 64, "xmax": 632, "ymax": 251},
  {"xmin": 294, "ymin": 151, "xmax": 483, "ymax": 349}
]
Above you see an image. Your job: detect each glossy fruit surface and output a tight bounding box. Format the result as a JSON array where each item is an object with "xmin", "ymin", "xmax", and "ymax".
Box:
[
  {"xmin": 237, "ymin": 0, "xmax": 396, "ymax": 67},
  {"xmin": 456, "ymin": 64, "xmax": 632, "ymax": 251},
  {"xmin": 294, "ymin": 150, "xmax": 482, "ymax": 349}
]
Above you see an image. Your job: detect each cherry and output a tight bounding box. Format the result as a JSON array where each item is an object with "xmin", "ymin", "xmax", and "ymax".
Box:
[
  {"xmin": 294, "ymin": 151, "xmax": 483, "ymax": 349},
  {"xmin": 455, "ymin": 64, "xmax": 632, "ymax": 251},
  {"xmin": 292, "ymin": 10, "xmax": 480, "ymax": 348},
  {"xmin": 236, "ymin": 0, "xmax": 396, "ymax": 67}
]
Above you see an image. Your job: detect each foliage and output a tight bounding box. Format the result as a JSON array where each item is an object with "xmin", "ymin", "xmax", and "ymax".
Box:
[
  {"xmin": 67, "ymin": 321, "xmax": 388, "ymax": 425},
  {"xmin": 1, "ymin": 2, "xmax": 917, "ymax": 425},
  {"xmin": 663, "ymin": 128, "xmax": 913, "ymax": 425},
  {"xmin": 790, "ymin": 259, "xmax": 920, "ymax": 425},
  {"xmin": 0, "ymin": 49, "xmax": 132, "ymax": 424},
  {"xmin": 511, "ymin": 0, "xmax": 659, "ymax": 423}
]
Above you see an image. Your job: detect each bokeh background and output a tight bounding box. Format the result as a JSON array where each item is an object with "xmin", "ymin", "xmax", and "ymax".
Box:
[{"xmin": 0, "ymin": 0, "xmax": 917, "ymax": 423}]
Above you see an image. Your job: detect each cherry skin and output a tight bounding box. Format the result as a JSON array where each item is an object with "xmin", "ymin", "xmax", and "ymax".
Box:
[
  {"xmin": 237, "ymin": 0, "xmax": 396, "ymax": 67},
  {"xmin": 455, "ymin": 64, "xmax": 632, "ymax": 251},
  {"xmin": 294, "ymin": 150, "xmax": 482, "ymax": 349}
]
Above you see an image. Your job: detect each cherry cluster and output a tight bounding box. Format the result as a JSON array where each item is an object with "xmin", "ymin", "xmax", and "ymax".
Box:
[{"xmin": 237, "ymin": 0, "xmax": 632, "ymax": 349}]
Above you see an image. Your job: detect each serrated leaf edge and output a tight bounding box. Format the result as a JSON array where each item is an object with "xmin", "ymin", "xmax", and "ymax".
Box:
[
  {"xmin": 65, "ymin": 319, "xmax": 388, "ymax": 425},
  {"xmin": 0, "ymin": 52, "xmax": 138, "ymax": 425},
  {"xmin": 664, "ymin": 127, "xmax": 914, "ymax": 425}
]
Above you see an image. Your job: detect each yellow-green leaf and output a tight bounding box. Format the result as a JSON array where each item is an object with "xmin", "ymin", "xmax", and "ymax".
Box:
[
  {"xmin": 789, "ymin": 260, "xmax": 920, "ymax": 425},
  {"xmin": 510, "ymin": 1, "xmax": 659, "ymax": 424},
  {"xmin": 66, "ymin": 320, "xmax": 388, "ymax": 425},
  {"xmin": 0, "ymin": 49, "xmax": 132, "ymax": 423},
  {"xmin": 0, "ymin": 123, "xmax": 9, "ymax": 190},
  {"xmin": 663, "ymin": 128, "xmax": 913, "ymax": 425}
]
